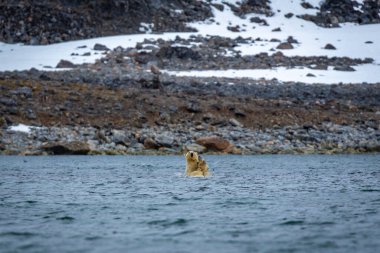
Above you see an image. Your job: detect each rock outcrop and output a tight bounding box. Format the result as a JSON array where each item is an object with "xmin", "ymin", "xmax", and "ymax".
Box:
[
  {"xmin": 0, "ymin": 0, "xmax": 212, "ymax": 44},
  {"xmin": 42, "ymin": 141, "xmax": 90, "ymax": 155},
  {"xmin": 300, "ymin": 0, "xmax": 380, "ymax": 27}
]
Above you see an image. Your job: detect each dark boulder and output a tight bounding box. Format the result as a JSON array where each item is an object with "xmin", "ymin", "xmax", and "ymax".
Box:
[
  {"xmin": 186, "ymin": 101, "xmax": 202, "ymax": 113},
  {"xmin": 284, "ymin": 13, "xmax": 294, "ymax": 18},
  {"xmin": 0, "ymin": 98, "xmax": 17, "ymax": 106},
  {"xmin": 333, "ymin": 66, "xmax": 355, "ymax": 72},
  {"xmin": 239, "ymin": 0, "xmax": 273, "ymax": 16},
  {"xmin": 42, "ymin": 141, "xmax": 90, "ymax": 155},
  {"xmin": 56, "ymin": 60, "xmax": 76, "ymax": 68},
  {"xmin": 277, "ymin": 42, "xmax": 294, "ymax": 50},
  {"xmin": 250, "ymin": 17, "xmax": 268, "ymax": 25},
  {"xmin": 156, "ymin": 46, "xmax": 201, "ymax": 60},
  {"xmin": 144, "ymin": 137, "xmax": 159, "ymax": 149},
  {"xmin": 324, "ymin": 43, "xmax": 336, "ymax": 50},
  {"xmin": 10, "ymin": 87, "xmax": 33, "ymax": 98},
  {"xmin": 301, "ymin": 2, "xmax": 314, "ymax": 9},
  {"xmin": 93, "ymin": 43, "xmax": 110, "ymax": 51}
]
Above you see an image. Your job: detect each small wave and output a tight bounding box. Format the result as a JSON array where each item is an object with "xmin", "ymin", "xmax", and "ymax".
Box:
[
  {"xmin": 364, "ymin": 208, "xmax": 378, "ymax": 215},
  {"xmin": 0, "ymin": 231, "xmax": 36, "ymax": 237},
  {"xmin": 308, "ymin": 221, "xmax": 335, "ymax": 226},
  {"xmin": 361, "ymin": 189, "xmax": 380, "ymax": 192},
  {"xmin": 172, "ymin": 230, "xmax": 196, "ymax": 236},
  {"xmin": 195, "ymin": 186, "xmax": 210, "ymax": 192},
  {"xmin": 280, "ymin": 220, "xmax": 305, "ymax": 225},
  {"xmin": 120, "ymin": 179, "xmax": 132, "ymax": 184},
  {"xmin": 25, "ymin": 200, "xmax": 37, "ymax": 204},
  {"xmin": 164, "ymin": 202, "xmax": 177, "ymax": 206},
  {"xmin": 318, "ymin": 241, "xmax": 338, "ymax": 248},
  {"xmin": 93, "ymin": 183, "xmax": 105, "ymax": 187},
  {"xmin": 19, "ymin": 243, "xmax": 39, "ymax": 250},
  {"xmin": 172, "ymin": 196, "xmax": 185, "ymax": 201},
  {"xmin": 147, "ymin": 218, "xmax": 188, "ymax": 227},
  {"xmin": 85, "ymin": 236, "xmax": 102, "ymax": 241},
  {"xmin": 56, "ymin": 216, "xmax": 75, "ymax": 221},
  {"xmin": 171, "ymin": 196, "xmax": 202, "ymax": 201},
  {"xmin": 218, "ymin": 199, "xmax": 258, "ymax": 207}
]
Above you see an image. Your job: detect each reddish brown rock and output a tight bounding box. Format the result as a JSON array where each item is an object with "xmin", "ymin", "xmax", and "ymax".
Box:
[
  {"xmin": 144, "ymin": 137, "xmax": 159, "ymax": 149},
  {"xmin": 277, "ymin": 42, "xmax": 294, "ymax": 50},
  {"xmin": 56, "ymin": 60, "xmax": 76, "ymax": 68},
  {"xmin": 196, "ymin": 136, "xmax": 233, "ymax": 152}
]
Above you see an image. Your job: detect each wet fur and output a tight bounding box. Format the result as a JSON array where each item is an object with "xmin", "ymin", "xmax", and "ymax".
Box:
[
  {"xmin": 185, "ymin": 151, "xmax": 199, "ymax": 176},
  {"xmin": 197, "ymin": 159, "xmax": 210, "ymax": 177},
  {"xmin": 185, "ymin": 151, "xmax": 210, "ymax": 177}
]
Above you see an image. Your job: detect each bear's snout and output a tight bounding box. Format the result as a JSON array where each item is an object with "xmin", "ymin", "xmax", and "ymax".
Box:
[{"xmin": 190, "ymin": 152, "xmax": 193, "ymax": 158}]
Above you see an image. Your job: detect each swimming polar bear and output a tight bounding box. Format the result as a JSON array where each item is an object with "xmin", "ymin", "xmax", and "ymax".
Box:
[{"xmin": 185, "ymin": 151, "xmax": 210, "ymax": 177}]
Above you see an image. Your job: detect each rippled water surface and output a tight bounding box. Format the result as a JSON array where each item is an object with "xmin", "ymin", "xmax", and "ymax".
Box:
[{"xmin": 1, "ymin": 155, "xmax": 380, "ymax": 253}]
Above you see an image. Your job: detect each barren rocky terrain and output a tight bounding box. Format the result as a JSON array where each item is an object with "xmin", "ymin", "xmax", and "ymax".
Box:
[{"xmin": 1, "ymin": 0, "xmax": 380, "ymax": 155}]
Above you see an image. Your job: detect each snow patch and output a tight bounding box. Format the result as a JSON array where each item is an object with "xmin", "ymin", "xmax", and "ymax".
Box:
[
  {"xmin": 8, "ymin": 124, "xmax": 38, "ymax": 133},
  {"xmin": 173, "ymin": 9, "xmax": 183, "ymax": 14},
  {"xmin": 139, "ymin": 23, "xmax": 154, "ymax": 33},
  {"xmin": 0, "ymin": 33, "xmax": 193, "ymax": 71},
  {"xmin": 165, "ymin": 64, "xmax": 380, "ymax": 84}
]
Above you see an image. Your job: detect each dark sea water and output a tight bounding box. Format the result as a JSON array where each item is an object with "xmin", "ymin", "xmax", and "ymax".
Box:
[{"xmin": 1, "ymin": 155, "xmax": 380, "ymax": 253}]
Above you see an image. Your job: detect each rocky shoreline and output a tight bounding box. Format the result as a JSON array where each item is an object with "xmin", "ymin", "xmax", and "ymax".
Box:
[
  {"xmin": 1, "ymin": 76, "xmax": 379, "ymax": 155},
  {"xmin": 2, "ymin": 122, "xmax": 380, "ymax": 155}
]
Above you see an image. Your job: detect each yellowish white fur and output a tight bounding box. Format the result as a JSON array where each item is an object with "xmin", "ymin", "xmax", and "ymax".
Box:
[
  {"xmin": 185, "ymin": 151, "xmax": 210, "ymax": 177},
  {"xmin": 197, "ymin": 159, "xmax": 210, "ymax": 177},
  {"xmin": 185, "ymin": 151, "xmax": 199, "ymax": 176}
]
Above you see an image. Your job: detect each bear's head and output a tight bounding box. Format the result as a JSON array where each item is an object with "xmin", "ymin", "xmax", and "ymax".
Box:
[{"xmin": 185, "ymin": 151, "xmax": 199, "ymax": 163}]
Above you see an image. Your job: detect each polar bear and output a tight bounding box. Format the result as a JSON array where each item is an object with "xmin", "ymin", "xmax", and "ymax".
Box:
[
  {"xmin": 185, "ymin": 151, "xmax": 210, "ymax": 177},
  {"xmin": 185, "ymin": 151, "xmax": 199, "ymax": 176}
]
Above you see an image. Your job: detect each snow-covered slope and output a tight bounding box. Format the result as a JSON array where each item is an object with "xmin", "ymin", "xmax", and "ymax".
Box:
[
  {"xmin": 0, "ymin": 33, "xmax": 189, "ymax": 71},
  {"xmin": 0, "ymin": 0, "xmax": 379, "ymax": 84}
]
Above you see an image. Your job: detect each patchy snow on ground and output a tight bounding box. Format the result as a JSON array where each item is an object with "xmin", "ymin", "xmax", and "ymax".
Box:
[
  {"xmin": 165, "ymin": 64, "xmax": 380, "ymax": 84},
  {"xmin": 0, "ymin": 33, "xmax": 192, "ymax": 71},
  {"xmin": 183, "ymin": 0, "xmax": 380, "ymax": 84},
  {"xmin": 0, "ymin": 0, "xmax": 380, "ymax": 84},
  {"xmin": 188, "ymin": 0, "xmax": 380, "ymax": 60}
]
